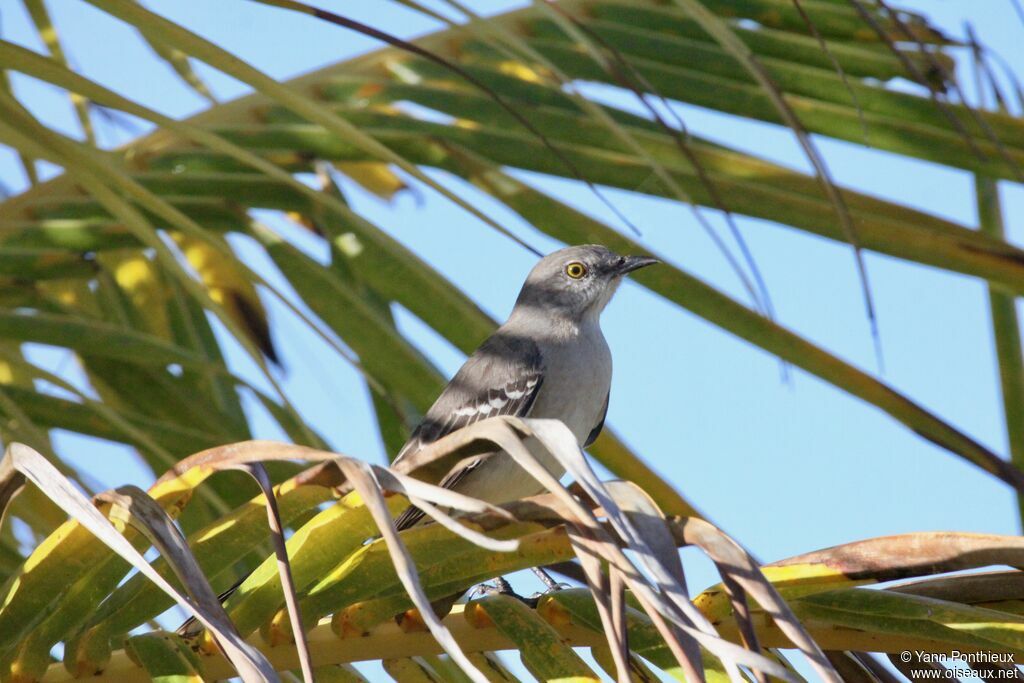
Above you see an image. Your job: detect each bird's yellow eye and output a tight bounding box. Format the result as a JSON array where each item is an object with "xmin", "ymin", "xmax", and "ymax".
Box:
[{"xmin": 565, "ymin": 261, "xmax": 588, "ymax": 279}]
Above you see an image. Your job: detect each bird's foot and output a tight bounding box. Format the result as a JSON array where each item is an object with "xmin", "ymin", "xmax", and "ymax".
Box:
[
  {"xmin": 471, "ymin": 577, "xmax": 541, "ymax": 607},
  {"xmin": 471, "ymin": 576, "xmax": 514, "ymax": 598}
]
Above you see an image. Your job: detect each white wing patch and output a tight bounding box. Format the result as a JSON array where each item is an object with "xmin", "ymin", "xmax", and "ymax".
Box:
[{"xmin": 450, "ymin": 377, "xmax": 539, "ymax": 420}]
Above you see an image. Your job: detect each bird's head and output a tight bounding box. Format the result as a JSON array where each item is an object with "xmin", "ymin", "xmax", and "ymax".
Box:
[{"xmin": 513, "ymin": 244, "xmax": 658, "ymax": 323}]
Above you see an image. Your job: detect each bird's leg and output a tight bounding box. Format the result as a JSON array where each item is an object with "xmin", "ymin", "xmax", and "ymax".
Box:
[
  {"xmin": 531, "ymin": 567, "xmax": 564, "ymax": 591},
  {"xmin": 470, "ymin": 570, "xmax": 564, "ymax": 605}
]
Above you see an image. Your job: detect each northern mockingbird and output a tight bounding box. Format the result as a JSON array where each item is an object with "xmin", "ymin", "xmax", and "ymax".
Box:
[
  {"xmin": 179, "ymin": 245, "xmax": 654, "ymax": 633},
  {"xmin": 393, "ymin": 244, "xmax": 657, "ymax": 528}
]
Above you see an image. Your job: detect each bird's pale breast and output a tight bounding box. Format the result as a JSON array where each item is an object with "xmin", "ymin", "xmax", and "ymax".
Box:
[{"xmin": 530, "ymin": 323, "xmax": 612, "ymax": 445}]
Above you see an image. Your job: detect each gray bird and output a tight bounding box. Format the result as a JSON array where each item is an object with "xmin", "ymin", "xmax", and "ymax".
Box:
[
  {"xmin": 178, "ymin": 245, "xmax": 655, "ymax": 636},
  {"xmin": 393, "ymin": 244, "xmax": 658, "ymax": 528}
]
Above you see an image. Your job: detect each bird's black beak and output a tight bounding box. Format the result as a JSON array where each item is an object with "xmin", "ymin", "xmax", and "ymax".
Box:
[{"xmin": 615, "ymin": 255, "xmax": 659, "ymax": 275}]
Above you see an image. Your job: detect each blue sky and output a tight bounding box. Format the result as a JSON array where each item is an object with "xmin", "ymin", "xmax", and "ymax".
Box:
[{"xmin": 2, "ymin": 0, "xmax": 1024, "ymax": 668}]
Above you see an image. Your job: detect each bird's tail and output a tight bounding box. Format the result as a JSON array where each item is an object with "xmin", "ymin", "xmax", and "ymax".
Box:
[
  {"xmin": 391, "ymin": 504, "xmax": 427, "ymax": 530},
  {"xmin": 175, "ymin": 577, "xmax": 246, "ymax": 637}
]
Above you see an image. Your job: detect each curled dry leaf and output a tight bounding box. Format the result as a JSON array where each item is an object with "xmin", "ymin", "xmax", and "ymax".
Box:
[
  {"xmin": 677, "ymin": 517, "xmax": 838, "ymax": 682},
  {"xmin": 1, "ymin": 443, "xmax": 279, "ymax": 682}
]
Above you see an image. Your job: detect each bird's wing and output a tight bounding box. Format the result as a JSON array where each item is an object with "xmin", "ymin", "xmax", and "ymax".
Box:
[
  {"xmin": 392, "ymin": 332, "xmax": 545, "ymax": 466},
  {"xmin": 391, "ymin": 332, "xmax": 544, "ymax": 530},
  {"xmin": 584, "ymin": 390, "xmax": 609, "ymax": 448}
]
